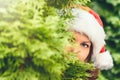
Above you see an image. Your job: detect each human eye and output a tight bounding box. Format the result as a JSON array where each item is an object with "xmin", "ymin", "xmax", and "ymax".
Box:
[{"xmin": 80, "ymin": 43, "xmax": 89, "ymax": 48}]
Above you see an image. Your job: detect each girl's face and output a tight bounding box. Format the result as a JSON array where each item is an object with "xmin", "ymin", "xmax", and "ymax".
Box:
[{"xmin": 72, "ymin": 32, "xmax": 91, "ymax": 61}]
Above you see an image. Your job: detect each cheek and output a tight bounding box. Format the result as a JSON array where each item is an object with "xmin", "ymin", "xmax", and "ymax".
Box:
[
  {"xmin": 77, "ymin": 48, "xmax": 90, "ymax": 61},
  {"xmin": 65, "ymin": 46, "xmax": 91, "ymax": 62}
]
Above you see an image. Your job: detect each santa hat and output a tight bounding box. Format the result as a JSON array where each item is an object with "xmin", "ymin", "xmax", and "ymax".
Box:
[{"xmin": 68, "ymin": 6, "xmax": 113, "ymax": 70}]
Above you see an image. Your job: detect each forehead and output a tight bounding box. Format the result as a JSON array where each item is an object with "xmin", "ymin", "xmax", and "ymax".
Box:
[{"xmin": 74, "ymin": 31, "xmax": 90, "ymax": 42}]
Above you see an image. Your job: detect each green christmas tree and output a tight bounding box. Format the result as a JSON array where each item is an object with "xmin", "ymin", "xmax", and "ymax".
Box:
[{"xmin": 0, "ymin": 0, "xmax": 94, "ymax": 80}]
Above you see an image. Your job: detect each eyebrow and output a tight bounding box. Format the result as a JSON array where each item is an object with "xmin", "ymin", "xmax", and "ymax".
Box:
[{"xmin": 82, "ymin": 41, "xmax": 91, "ymax": 43}]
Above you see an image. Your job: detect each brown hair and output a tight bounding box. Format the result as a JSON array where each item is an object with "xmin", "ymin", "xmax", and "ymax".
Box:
[
  {"xmin": 85, "ymin": 43, "xmax": 93, "ymax": 62},
  {"xmin": 88, "ymin": 68, "xmax": 99, "ymax": 80},
  {"xmin": 85, "ymin": 44, "xmax": 99, "ymax": 80}
]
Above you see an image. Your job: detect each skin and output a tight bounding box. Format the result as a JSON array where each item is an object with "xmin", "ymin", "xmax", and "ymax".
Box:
[{"xmin": 67, "ymin": 31, "xmax": 91, "ymax": 62}]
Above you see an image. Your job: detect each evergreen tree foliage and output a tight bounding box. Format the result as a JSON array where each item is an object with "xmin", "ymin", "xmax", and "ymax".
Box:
[{"xmin": 0, "ymin": 0, "xmax": 94, "ymax": 80}]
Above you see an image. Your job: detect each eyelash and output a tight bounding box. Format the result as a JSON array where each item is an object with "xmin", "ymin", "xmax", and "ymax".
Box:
[{"xmin": 80, "ymin": 43, "xmax": 89, "ymax": 48}]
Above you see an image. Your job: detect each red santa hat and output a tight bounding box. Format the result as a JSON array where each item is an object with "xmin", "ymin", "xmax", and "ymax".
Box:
[{"xmin": 68, "ymin": 6, "xmax": 113, "ymax": 70}]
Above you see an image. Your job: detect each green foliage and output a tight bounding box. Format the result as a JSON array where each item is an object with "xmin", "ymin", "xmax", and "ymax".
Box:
[
  {"xmin": 45, "ymin": 0, "xmax": 91, "ymax": 8},
  {"xmin": 63, "ymin": 58, "xmax": 94, "ymax": 80},
  {"xmin": 0, "ymin": 0, "xmax": 66, "ymax": 79},
  {"xmin": 62, "ymin": 53, "xmax": 94, "ymax": 80},
  {"xmin": 90, "ymin": 0, "xmax": 120, "ymax": 80},
  {"xmin": 0, "ymin": 0, "xmax": 94, "ymax": 80}
]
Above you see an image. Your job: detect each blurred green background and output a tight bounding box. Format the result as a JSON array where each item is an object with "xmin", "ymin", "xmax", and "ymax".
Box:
[{"xmin": 89, "ymin": 0, "xmax": 120, "ymax": 80}]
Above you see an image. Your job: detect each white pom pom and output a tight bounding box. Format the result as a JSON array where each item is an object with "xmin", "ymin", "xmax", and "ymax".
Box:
[{"xmin": 93, "ymin": 51, "xmax": 113, "ymax": 70}]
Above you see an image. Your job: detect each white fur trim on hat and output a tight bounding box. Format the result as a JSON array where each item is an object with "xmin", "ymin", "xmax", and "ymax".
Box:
[{"xmin": 93, "ymin": 51, "xmax": 113, "ymax": 70}]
